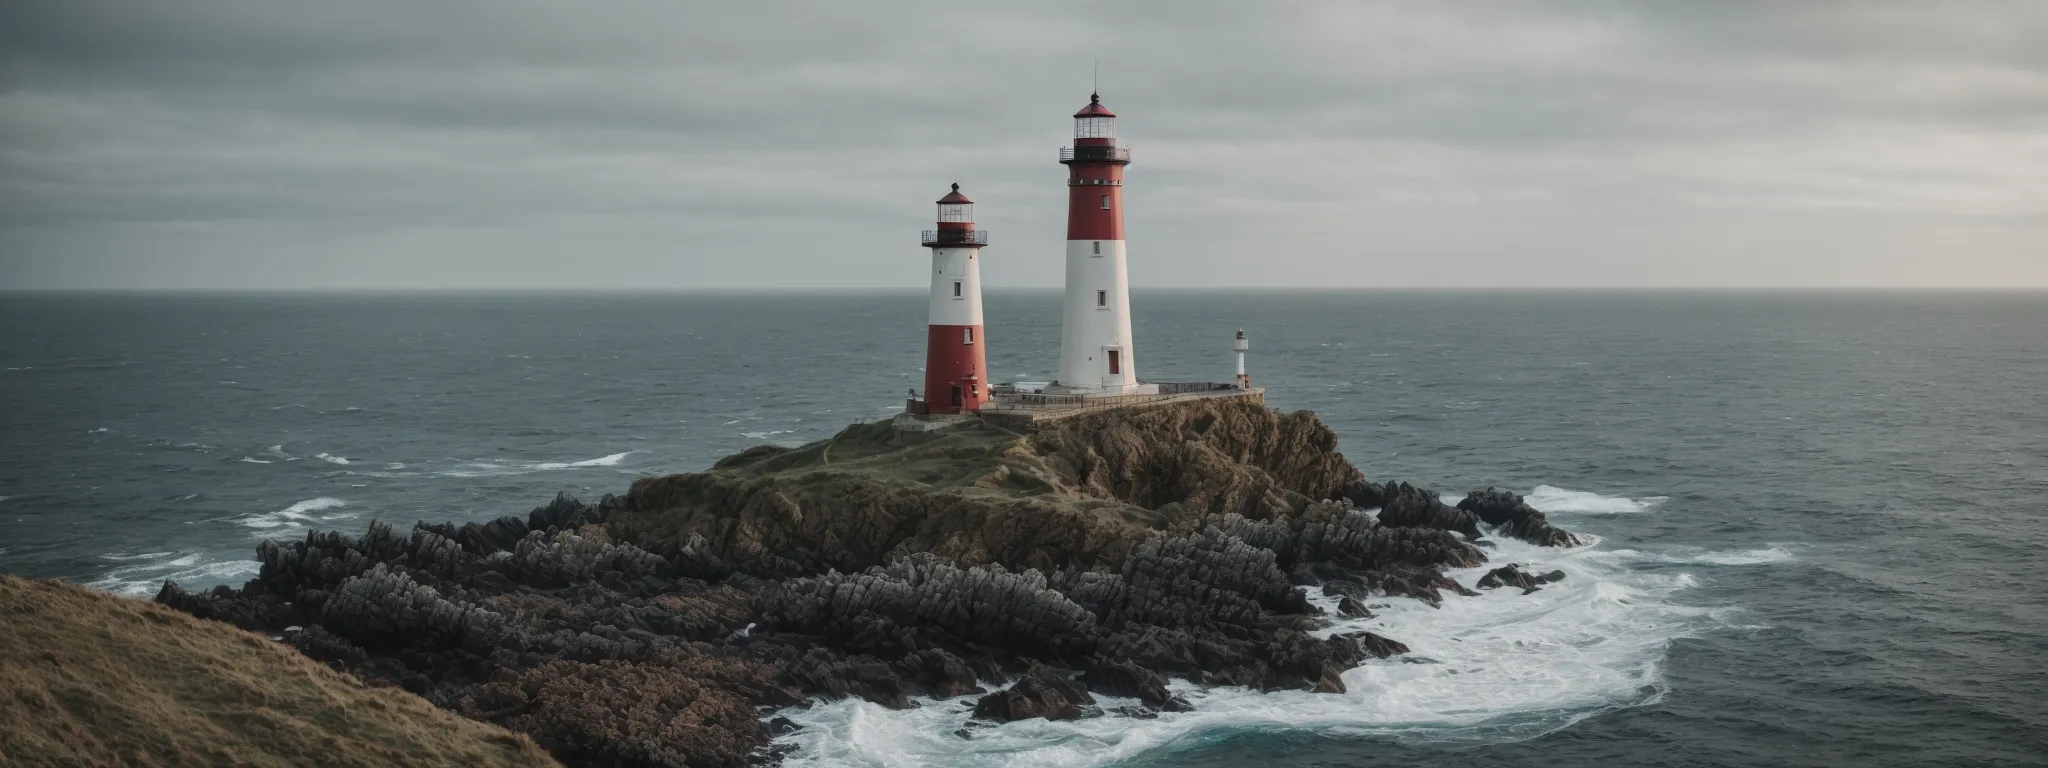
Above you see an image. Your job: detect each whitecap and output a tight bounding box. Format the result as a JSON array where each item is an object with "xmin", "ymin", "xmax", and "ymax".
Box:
[
  {"xmin": 99, "ymin": 551, "xmax": 174, "ymax": 561},
  {"xmin": 438, "ymin": 451, "xmax": 636, "ymax": 477},
  {"xmin": 1524, "ymin": 485, "xmax": 1668, "ymax": 515},
  {"xmin": 741, "ymin": 430, "xmax": 797, "ymax": 440},
  {"xmin": 1596, "ymin": 546, "xmax": 1796, "ymax": 566},
  {"xmin": 771, "ymin": 527, "xmax": 1718, "ymax": 767},
  {"xmin": 237, "ymin": 457, "xmax": 273, "ymax": 464},
  {"xmin": 534, "ymin": 451, "xmax": 635, "ymax": 470},
  {"xmin": 237, "ymin": 497, "xmax": 346, "ymax": 530},
  {"xmin": 315, "ymin": 453, "xmax": 352, "ymax": 465},
  {"xmin": 89, "ymin": 427, "xmax": 109, "ymax": 433}
]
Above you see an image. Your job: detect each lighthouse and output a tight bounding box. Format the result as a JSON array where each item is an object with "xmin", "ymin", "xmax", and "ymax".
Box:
[
  {"xmin": 1051, "ymin": 93, "xmax": 1154, "ymax": 395},
  {"xmin": 916, "ymin": 184, "xmax": 990, "ymax": 414}
]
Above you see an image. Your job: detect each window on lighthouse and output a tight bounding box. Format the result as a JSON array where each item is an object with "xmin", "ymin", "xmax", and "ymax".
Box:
[
  {"xmin": 953, "ymin": 281, "xmax": 963, "ymax": 298},
  {"xmin": 1097, "ymin": 290, "xmax": 1107, "ymax": 308},
  {"xmin": 963, "ymin": 328, "xmax": 974, "ymax": 344},
  {"xmin": 1101, "ymin": 195, "xmax": 1111, "ymax": 210},
  {"xmin": 1092, "ymin": 241, "xmax": 1100, "ymax": 255}
]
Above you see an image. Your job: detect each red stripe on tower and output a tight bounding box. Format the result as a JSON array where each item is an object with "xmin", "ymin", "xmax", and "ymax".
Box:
[{"xmin": 1064, "ymin": 95, "xmax": 1126, "ymax": 241}]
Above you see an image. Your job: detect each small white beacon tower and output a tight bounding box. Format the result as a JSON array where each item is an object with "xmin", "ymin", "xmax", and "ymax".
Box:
[{"xmin": 1233, "ymin": 328, "xmax": 1250, "ymax": 389}]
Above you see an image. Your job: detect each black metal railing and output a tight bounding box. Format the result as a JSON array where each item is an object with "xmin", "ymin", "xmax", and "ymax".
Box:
[
  {"xmin": 921, "ymin": 229, "xmax": 989, "ymax": 247},
  {"xmin": 1153, "ymin": 381, "xmax": 1244, "ymax": 395},
  {"xmin": 1059, "ymin": 145, "xmax": 1133, "ymax": 164}
]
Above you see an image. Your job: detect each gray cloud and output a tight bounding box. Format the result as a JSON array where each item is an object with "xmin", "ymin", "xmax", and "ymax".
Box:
[{"xmin": 2, "ymin": 0, "xmax": 2044, "ymax": 289}]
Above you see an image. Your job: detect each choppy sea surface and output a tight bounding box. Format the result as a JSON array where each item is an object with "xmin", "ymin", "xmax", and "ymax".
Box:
[{"xmin": 2, "ymin": 291, "xmax": 2044, "ymax": 767}]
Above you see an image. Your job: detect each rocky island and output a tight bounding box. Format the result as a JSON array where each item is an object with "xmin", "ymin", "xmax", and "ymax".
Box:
[{"xmin": 147, "ymin": 399, "xmax": 1583, "ymax": 767}]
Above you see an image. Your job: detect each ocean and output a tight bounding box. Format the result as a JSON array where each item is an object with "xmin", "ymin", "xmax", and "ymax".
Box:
[{"xmin": 2, "ymin": 290, "xmax": 2044, "ymax": 766}]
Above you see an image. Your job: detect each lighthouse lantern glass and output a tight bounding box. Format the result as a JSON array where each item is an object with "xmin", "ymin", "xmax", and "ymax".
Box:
[
  {"xmin": 938, "ymin": 202, "xmax": 972, "ymax": 222},
  {"xmin": 1075, "ymin": 116, "xmax": 1115, "ymax": 139}
]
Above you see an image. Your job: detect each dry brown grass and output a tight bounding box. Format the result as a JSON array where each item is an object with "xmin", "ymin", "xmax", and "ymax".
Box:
[{"xmin": 0, "ymin": 574, "xmax": 560, "ymax": 768}]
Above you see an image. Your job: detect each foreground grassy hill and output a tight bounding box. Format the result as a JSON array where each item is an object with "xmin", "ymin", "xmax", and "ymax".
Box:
[{"xmin": 0, "ymin": 574, "xmax": 559, "ymax": 768}]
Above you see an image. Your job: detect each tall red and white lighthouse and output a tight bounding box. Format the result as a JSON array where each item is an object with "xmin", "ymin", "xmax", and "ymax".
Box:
[
  {"xmin": 917, "ymin": 184, "xmax": 990, "ymax": 414},
  {"xmin": 1053, "ymin": 93, "xmax": 1152, "ymax": 395}
]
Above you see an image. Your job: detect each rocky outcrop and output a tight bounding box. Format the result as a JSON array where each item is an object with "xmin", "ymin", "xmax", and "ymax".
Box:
[
  {"xmin": 459, "ymin": 648, "xmax": 791, "ymax": 768},
  {"xmin": 1476, "ymin": 564, "xmax": 1568, "ymax": 594},
  {"xmin": 971, "ymin": 664, "xmax": 1096, "ymax": 723},
  {"xmin": 1374, "ymin": 482, "xmax": 1484, "ymax": 540},
  {"xmin": 151, "ymin": 400, "xmax": 1581, "ymax": 766},
  {"xmin": 1456, "ymin": 488, "xmax": 1584, "ymax": 547}
]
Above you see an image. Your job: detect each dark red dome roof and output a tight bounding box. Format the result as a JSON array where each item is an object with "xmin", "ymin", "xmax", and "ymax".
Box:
[
  {"xmin": 937, "ymin": 183, "xmax": 972, "ymax": 204},
  {"xmin": 1073, "ymin": 92, "xmax": 1116, "ymax": 118}
]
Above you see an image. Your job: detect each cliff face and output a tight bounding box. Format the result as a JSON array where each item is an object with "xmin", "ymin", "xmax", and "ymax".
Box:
[
  {"xmin": 0, "ymin": 575, "xmax": 558, "ymax": 768},
  {"xmin": 148, "ymin": 399, "xmax": 1582, "ymax": 768},
  {"xmin": 613, "ymin": 398, "xmax": 1363, "ymax": 575}
]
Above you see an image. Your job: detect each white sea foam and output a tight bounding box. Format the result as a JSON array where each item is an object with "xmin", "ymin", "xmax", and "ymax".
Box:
[
  {"xmin": 534, "ymin": 451, "xmax": 634, "ymax": 470},
  {"xmin": 440, "ymin": 451, "xmax": 636, "ymax": 477},
  {"xmin": 238, "ymin": 457, "xmax": 273, "ymax": 464},
  {"xmin": 1524, "ymin": 485, "xmax": 1668, "ymax": 515},
  {"xmin": 771, "ymin": 530, "xmax": 1718, "ymax": 767},
  {"xmin": 86, "ymin": 556, "xmax": 262, "ymax": 597},
  {"xmin": 741, "ymin": 430, "xmax": 797, "ymax": 441},
  {"xmin": 1596, "ymin": 546, "xmax": 1797, "ymax": 566},
  {"xmin": 99, "ymin": 551, "xmax": 175, "ymax": 561},
  {"xmin": 238, "ymin": 497, "xmax": 347, "ymax": 529},
  {"xmin": 315, "ymin": 453, "xmax": 351, "ymax": 465}
]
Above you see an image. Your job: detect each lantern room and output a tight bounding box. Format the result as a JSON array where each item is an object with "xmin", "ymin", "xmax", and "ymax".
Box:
[
  {"xmin": 937, "ymin": 183, "xmax": 974, "ymax": 223},
  {"xmin": 1074, "ymin": 93, "xmax": 1116, "ymax": 141}
]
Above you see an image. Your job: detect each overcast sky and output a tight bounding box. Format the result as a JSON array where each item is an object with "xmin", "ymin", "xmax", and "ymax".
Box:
[{"xmin": 2, "ymin": 1, "xmax": 2043, "ymax": 290}]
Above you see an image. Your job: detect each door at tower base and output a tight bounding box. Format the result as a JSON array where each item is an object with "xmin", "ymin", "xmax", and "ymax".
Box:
[{"xmin": 922, "ymin": 324, "xmax": 988, "ymax": 414}]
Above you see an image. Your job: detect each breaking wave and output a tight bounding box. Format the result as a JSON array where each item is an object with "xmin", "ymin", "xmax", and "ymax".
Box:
[
  {"xmin": 772, "ymin": 522, "xmax": 1723, "ymax": 767},
  {"xmin": 234, "ymin": 497, "xmax": 352, "ymax": 536},
  {"xmin": 1524, "ymin": 486, "xmax": 1668, "ymax": 515},
  {"xmin": 1598, "ymin": 546, "xmax": 1798, "ymax": 566},
  {"xmin": 438, "ymin": 451, "xmax": 637, "ymax": 477},
  {"xmin": 85, "ymin": 553, "xmax": 262, "ymax": 598}
]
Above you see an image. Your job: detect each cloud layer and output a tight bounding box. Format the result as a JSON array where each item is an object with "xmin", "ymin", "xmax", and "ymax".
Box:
[{"xmin": 3, "ymin": 1, "xmax": 2044, "ymax": 289}]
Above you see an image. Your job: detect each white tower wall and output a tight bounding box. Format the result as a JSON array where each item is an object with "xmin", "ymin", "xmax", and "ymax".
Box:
[
  {"xmin": 927, "ymin": 247, "xmax": 984, "ymax": 326},
  {"xmin": 1055, "ymin": 239, "xmax": 1151, "ymax": 393}
]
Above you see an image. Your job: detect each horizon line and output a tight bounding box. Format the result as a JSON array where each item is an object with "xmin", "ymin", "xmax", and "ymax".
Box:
[{"xmin": 4, "ymin": 286, "xmax": 2048, "ymax": 295}]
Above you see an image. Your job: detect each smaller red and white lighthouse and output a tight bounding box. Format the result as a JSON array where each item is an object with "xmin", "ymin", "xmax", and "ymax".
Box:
[{"xmin": 916, "ymin": 184, "xmax": 990, "ymax": 414}]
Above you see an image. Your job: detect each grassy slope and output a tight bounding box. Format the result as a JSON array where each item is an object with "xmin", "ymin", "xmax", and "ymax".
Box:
[{"xmin": 0, "ymin": 575, "xmax": 560, "ymax": 768}]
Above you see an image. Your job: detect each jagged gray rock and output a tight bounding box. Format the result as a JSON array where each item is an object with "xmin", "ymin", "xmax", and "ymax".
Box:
[
  {"xmin": 971, "ymin": 664, "xmax": 1095, "ymax": 722},
  {"xmin": 1457, "ymin": 488, "xmax": 1585, "ymax": 547},
  {"xmin": 1375, "ymin": 482, "xmax": 1484, "ymax": 540}
]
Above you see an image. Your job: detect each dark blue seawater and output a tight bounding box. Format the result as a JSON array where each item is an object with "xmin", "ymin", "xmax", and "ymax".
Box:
[{"xmin": 2, "ymin": 291, "xmax": 2044, "ymax": 766}]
